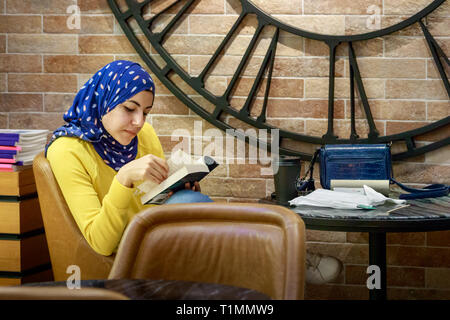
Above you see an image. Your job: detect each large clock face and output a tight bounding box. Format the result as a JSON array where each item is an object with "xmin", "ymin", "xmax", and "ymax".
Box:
[{"xmin": 108, "ymin": 0, "xmax": 449, "ymax": 161}]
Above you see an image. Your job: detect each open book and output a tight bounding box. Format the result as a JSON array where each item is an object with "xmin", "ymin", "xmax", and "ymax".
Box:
[{"xmin": 137, "ymin": 150, "xmax": 219, "ymax": 205}]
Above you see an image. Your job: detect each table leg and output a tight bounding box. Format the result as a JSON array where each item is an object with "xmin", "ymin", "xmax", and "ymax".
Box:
[{"xmin": 369, "ymin": 232, "xmax": 387, "ymax": 300}]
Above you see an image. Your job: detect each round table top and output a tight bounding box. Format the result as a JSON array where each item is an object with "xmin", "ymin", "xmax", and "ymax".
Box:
[
  {"xmin": 24, "ymin": 279, "xmax": 271, "ymax": 300},
  {"xmin": 260, "ymin": 196, "xmax": 450, "ymax": 233}
]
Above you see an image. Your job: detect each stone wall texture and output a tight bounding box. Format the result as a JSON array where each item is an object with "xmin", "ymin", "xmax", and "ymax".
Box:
[{"xmin": 0, "ymin": 0, "xmax": 449, "ymax": 299}]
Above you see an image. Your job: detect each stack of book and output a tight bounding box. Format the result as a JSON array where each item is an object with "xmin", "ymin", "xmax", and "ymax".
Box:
[{"xmin": 0, "ymin": 129, "xmax": 49, "ymax": 172}]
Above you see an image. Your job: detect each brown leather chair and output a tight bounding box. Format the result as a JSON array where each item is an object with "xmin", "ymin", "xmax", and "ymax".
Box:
[
  {"xmin": 0, "ymin": 286, "xmax": 128, "ymax": 300},
  {"xmin": 33, "ymin": 152, "xmax": 114, "ymax": 281},
  {"xmin": 108, "ymin": 203, "xmax": 306, "ymax": 300}
]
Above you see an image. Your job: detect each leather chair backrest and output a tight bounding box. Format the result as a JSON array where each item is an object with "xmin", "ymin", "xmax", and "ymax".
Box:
[
  {"xmin": 0, "ymin": 286, "xmax": 128, "ymax": 300},
  {"xmin": 108, "ymin": 203, "xmax": 306, "ymax": 300},
  {"xmin": 33, "ymin": 152, "xmax": 114, "ymax": 281}
]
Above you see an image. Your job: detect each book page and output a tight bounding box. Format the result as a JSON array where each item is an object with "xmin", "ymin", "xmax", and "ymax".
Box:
[
  {"xmin": 137, "ymin": 149, "xmax": 196, "ymax": 194},
  {"xmin": 140, "ymin": 166, "xmax": 210, "ymax": 205},
  {"xmin": 137, "ymin": 179, "xmax": 158, "ymax": 193},
  {"xmin": 166, "ymin": 149, "xmax": 197, "ymax": 175},
  {"xmin": 136, "ymin": 149, "xmax": 217, "ymax": 200}
]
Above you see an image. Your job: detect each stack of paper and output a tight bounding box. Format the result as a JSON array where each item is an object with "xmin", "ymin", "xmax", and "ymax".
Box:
[
  {"xmin": 289, "ymin": 185, "xmax": 406, "ymax": 209},
  {"xmin": 0, "ymin": 129, "xmax": 49, "ymax": 171}
]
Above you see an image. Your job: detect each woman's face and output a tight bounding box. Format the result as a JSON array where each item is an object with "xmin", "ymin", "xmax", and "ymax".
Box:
[{"xmin": 102, "ymin": 90, "xmax": 154, "ymax": 145}]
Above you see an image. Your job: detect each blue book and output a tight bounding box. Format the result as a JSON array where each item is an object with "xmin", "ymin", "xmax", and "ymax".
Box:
[
  {"xmin": 0, "ymin": 129, "xmax": 49, "ymax": 166},
  {"xmin": 0, "ymin": 132, "xmax": 20, "ymax": 141},
  {"xmin": 0, "ymin": 149, "xmax": 18, "ymax": 156},
  {"xmin": 0, "ymin": 130, "xmax": 48, "ymax": 145},
  {"xmin": 0, "ymin": 139, "xmax": 18, "ymax": 147},
  {"xmin": 0, "ymin": 154, "xmax": 15, "ymax": 159}
]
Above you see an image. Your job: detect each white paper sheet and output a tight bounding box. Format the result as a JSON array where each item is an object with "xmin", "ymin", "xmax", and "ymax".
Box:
[{"xmin": 288, "ymin": 185, "xmax": 406, "ymax": 209}]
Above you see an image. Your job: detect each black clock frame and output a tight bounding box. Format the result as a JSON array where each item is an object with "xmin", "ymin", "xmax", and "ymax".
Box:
[{"xmin": 108, "ymin": 0, "xmax": 449, "ymax": 161}]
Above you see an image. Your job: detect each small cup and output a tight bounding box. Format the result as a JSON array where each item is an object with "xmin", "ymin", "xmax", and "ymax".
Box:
[{"xmin": 273, "ymin": 156, "xmax": 301, "ymax": 206}]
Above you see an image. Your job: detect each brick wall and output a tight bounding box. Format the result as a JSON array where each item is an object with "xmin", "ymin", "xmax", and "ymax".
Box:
[{"xmin": 0, "ymin": 0, "xmax": 449, "ymax": 299}]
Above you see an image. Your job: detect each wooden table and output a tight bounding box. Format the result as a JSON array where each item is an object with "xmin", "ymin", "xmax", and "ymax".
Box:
[
  {"xmin": 260, "ymin": 195, "xmax": 450, "ymax": 300},
  {"xmin": 24, "ymin": 279, "xmax": 271, "ymax": 300}
]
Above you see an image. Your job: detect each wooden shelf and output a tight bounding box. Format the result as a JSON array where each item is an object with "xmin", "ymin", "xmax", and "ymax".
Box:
[
  {"xmin": 0, "ymin": 166, "xmax": 53, "ymax": 285},
  {"xmin": 0, "ymin": 197, "xmax": 43, "ymax": 234},
  {"xmin": 0, "ymin": 231, "xmax": 50, "ymax": 272},
  {"xmin": 0, "ymin": 264, "xmax": 52, "ymax": 286},
  {"xmin": 0, "ymin": 166, "xmax": 36, "ymax": 196}
]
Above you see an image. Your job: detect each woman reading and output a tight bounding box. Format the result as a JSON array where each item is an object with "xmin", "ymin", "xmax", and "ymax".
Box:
[
  {"xmin": 46, "ymin": 60, "xmax": 211, "ymax": 256},
  {"xmin": 46, "ymin": 60, "xmax": 342, "ymax": 284}
]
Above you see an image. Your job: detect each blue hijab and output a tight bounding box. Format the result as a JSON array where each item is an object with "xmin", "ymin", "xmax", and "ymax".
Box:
[{"xmin": 46, "ymin": 60, "xmax": 155, "ymax": 171}]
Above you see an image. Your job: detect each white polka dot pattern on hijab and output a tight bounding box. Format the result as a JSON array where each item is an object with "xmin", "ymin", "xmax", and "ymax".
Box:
[{"xmin": 46, "ymin": 60, "xmax": 155, "ymax": 171}]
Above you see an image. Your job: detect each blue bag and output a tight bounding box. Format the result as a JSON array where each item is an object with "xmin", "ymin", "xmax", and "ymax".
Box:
[
  {"xmin": 297, "ymin": 144, "xmax": 449, "ymax": 200},
  {"xmin": 319, "ymin": 144, "xmax": 392, "ymax": 190}
]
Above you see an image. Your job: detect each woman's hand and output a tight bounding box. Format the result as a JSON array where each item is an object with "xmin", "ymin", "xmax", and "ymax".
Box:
[
  {"xmin": 116, "ymin": 154, "xmax": 169, "ymax": 188},
  {"xmin": 184, "ymin": 181, "xmax": 201, "ymax": 192},
  {"xmin": 166, "ymin": 181, "xmax": 201, "ymax": 198}
]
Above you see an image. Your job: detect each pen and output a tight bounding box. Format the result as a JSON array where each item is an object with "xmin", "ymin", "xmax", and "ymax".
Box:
[{"xmin": 357, "ymin": 204, "xmax": 376, "ymax": 210}]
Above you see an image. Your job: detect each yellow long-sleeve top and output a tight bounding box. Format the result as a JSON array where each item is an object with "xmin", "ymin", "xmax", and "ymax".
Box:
[{"xmin": 46, "ymin": 122, "xmax": 164, "ymax": 256}]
